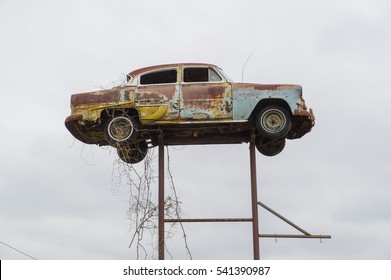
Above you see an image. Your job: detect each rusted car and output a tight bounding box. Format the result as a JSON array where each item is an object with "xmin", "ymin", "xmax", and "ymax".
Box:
[{"xmin": 65, "ymin": 63, "xmax": 314, "ymax": 163}]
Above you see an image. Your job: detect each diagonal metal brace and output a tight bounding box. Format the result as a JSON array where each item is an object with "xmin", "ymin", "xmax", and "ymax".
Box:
[{"xmin": 257, "ymin": 201, "xmax": 331, "ymax": 239}]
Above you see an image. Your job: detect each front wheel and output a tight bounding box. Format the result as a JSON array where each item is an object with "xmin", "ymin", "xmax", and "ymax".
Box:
[
  {"xmin": 104, "ymin": 115, "xmax": 138, "ymax": 146},
  {"xmin": 255, "ymin": 105, "xmax": 291, "ymax": 139}
]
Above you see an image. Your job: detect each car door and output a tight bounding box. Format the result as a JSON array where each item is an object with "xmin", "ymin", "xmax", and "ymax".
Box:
[
  {"xmin": 179, "ymin": 67, "xmax": 232, "ymax": 120},
  {"xmin": 135, "ymin": 67, "xmax": 180, "ymax": 122}
]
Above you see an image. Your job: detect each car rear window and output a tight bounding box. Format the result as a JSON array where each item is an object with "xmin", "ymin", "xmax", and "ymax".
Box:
[{"xmin": 140, "ymin": 69, "xmax": 177, "ymax": 85}]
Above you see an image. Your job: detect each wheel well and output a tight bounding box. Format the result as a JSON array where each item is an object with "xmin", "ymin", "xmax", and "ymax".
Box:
[
  {"xmin": 100, "ymin": 107, "xmax": 140, "ymax": 124},
  {"xmin": 250, "ymin": 99, "xmax": 292, "ymax": 120}
]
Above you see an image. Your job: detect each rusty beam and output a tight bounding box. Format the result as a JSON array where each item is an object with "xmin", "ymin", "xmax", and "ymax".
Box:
[
  {"xmin": 259, "ymin": 234, "xmax": 331, "ymax": 239},
  {"xmin": 257, "ymin": 202, "xmax": 331, "ymax": 240},
  {"xmin": 165, "ymin": 218, "xmax": 252, "ymax": 223},
  {"xmin": 158, "ymin": 134, "xmax": 165, "ymax": 260},
  {"xmin": 257, "ymin": 201, "xmax": 311, "ymax": 236},
  {"xmin": 250, "ymin": 136, "xmax": 260, "ymax": 260},
  {"xmin": 162, "ymin": 134, "xmax": 250, "ymax": 146}
]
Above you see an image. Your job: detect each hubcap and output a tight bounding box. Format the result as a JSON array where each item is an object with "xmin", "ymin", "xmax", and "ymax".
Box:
[
  {"xmin": 108, "ymin": 117, "xmax": 133, "ymax": 141},
  {"xmin": 261, "ymin": 109, "xmax": 286, "ymax": 133}
]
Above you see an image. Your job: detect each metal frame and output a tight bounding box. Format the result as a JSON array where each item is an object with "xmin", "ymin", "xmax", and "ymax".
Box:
[{"xmin": 157, "ymin": 133, "xmax": 330, "ymax": 260}]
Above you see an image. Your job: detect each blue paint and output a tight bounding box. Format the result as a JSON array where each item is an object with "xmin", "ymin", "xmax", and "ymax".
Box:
[{"xmin": 232, "ymin": 85, "xmax": 302, "ymax": 120}]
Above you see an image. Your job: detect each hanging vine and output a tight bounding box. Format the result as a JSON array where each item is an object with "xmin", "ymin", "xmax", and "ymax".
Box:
[{"xmin": 110, "ymin": 145, "xmax": 192, "ymax": 259}]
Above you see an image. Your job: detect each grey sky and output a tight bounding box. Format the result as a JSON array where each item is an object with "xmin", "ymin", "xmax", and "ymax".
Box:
[{"xmin": 1, "ymin": 0, "xmax": 391, "ymax": 259}]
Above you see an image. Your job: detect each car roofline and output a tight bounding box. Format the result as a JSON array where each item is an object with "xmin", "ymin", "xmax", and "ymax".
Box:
[{"xmin": 128, "ymin": 63, "xmax": 219, "ymax": 77}]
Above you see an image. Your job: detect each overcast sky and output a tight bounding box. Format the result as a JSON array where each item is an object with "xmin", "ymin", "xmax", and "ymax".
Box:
[{"xmin": 1, "ymin": 0, "xmax": 391, "ymax": 260}]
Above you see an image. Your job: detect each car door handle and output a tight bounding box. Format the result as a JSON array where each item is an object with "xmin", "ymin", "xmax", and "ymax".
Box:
[{"xmin": 172, "ymin": 102, "xmax": 179, "ymax": 110}]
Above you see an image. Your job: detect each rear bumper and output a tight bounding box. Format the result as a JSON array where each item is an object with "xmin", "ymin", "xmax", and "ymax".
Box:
[
  {"xmin": 65, "ymin": 114, "xmax": 83, "ymax": 123},
  {"xmin": 65, "ymin": 114, "xmax": 107, "ymax": 145}
]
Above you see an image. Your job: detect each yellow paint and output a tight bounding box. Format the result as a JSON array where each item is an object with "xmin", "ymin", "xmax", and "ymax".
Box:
[{"xmin": 138, "ymin": 104, "xmax": 169, "ymax": 124}]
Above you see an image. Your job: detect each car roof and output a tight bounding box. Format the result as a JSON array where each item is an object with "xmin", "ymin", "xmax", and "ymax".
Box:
[{"xmin": 128, "ymin": 63, "xmax": 219, "ymax": 77}]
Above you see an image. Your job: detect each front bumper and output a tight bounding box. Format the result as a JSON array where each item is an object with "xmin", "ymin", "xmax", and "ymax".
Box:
[{"xmin": 288, "ymin": 108, "xmax": 315, "ymax": 139}]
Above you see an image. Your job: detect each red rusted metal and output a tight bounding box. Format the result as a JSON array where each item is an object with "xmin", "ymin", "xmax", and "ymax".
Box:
[
  {"xmin": 136, "ymin": 85, "xmax": 176, "ymax": 101},
  {"xmin": 181, "ymin": 82, "xmax": 232, "ymax": 120},
  {"xmin": 233, "ymin": 83, "xmax": 299, "ymax": 92},
  {"xmin": 70, "ymin": 89, "xmax": 134, "ymax": 108}
]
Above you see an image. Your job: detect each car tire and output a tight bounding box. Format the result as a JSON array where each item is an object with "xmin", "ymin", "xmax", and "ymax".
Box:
[
  {"xmin": 256, "ymin": 105, "xmax": 291, "ymax": 139},
  {"xmin": 255, "ymin": 137, "xmax": 286, "ymax": 157},
  {"xmin": 104, "ymin": 115, "xmax": 138, "ymax": 146},
  {"xmin": 117, "ymin": 140, "xmax": 148, "ymax": 164}
]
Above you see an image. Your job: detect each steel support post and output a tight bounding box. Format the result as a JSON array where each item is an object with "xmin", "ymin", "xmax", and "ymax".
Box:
[
  {"xmin": 249, "ymin": 138, "xmax": 260, "ymax": 260},
  {"xmin": 158, "ymin": 135, "xmax": 165, "ymax": 260}
]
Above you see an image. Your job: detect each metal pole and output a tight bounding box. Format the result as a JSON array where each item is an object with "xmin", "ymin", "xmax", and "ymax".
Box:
[
  {"xmin": 250, "ymin": 138, "xmax": 260, "ymax": 260},
  {"xmin": 158, "ymin": 134, "xmax": 165, "ymax": 260}
]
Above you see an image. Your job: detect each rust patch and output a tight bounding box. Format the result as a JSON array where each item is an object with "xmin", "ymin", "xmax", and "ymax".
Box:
[
  {"xmin": 136, "ymin": 85, "xmax": 176, "ymax": 101},
  {"xmin": 234, "ymin": 83, "xmax": 298, "ymax": 91},
  {"xmin": 71, "ymin": 89, "xmax": 133, "ymax": 108},
  {"xmin": 182, "ymin": 84, "xmax": 226, "ymax": 101}
]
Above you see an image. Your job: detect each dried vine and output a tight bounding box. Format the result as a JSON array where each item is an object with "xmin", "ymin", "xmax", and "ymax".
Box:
[{"xmin": 110, "ymin": 145, "xmax": 192, "ymax": 259}]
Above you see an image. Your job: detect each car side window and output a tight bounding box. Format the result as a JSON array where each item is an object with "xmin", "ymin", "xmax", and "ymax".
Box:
[
  {"xmin": 209, "ymin": 68, "xmax": 222, "ymax": 82},
  {"xmin": 140, "ymin": 69, "xmax": 177, "ymax": 85},
  {"xmin": 184, "ymin": 68, "xmax": 222, "ymax": 83}
]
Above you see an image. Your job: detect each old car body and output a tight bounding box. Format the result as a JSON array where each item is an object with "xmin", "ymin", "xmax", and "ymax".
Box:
[{"xmin": 65, "ymin": 63, "xmax": 315, "ymax": 163}]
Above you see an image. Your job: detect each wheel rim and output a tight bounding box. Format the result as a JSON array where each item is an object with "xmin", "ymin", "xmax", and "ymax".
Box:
[
  {"xmin": 261, "ymin": 109, "xmax": 286, "ymax": 133},
  {"xmin": 107, "ymin": 116, "xmax": 134, "ymax": 142}
]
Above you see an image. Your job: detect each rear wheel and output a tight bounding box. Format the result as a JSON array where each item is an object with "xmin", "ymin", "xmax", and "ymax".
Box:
[
  {"xmin": 117, "ymin": 140, "xmax": 148, "ymax": 164},
  {"xmin": 104, "ymin": 115, "xmax": 138, "ymax": 146},
  {"xmin": 255, "ymin": 137, "xmax": 286, "ymax": 157},
  {"xmin": 256, "ymin": 105, "xmax": 291, "ymax": 139}
]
